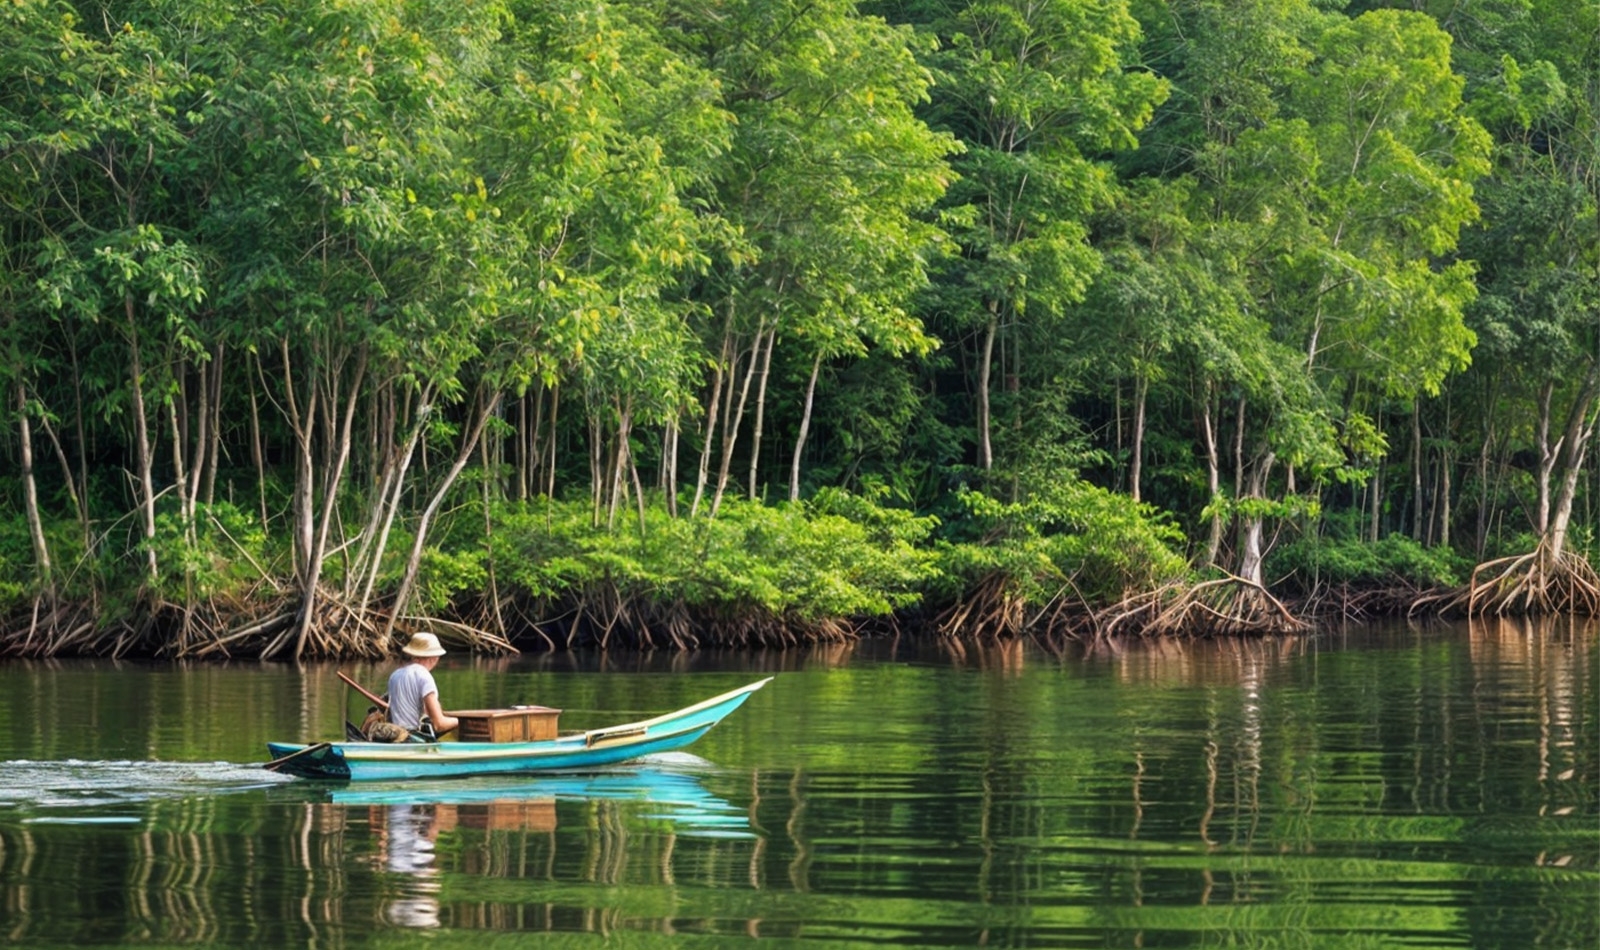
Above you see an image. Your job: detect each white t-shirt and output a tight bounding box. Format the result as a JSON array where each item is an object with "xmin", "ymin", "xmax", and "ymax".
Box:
[{"xmin": 387, "ymin": 663, "xmax": 439, "ymax": 730}]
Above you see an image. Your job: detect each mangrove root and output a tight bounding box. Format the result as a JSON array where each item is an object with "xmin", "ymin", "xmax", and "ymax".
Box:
[
  {"xmin": 1414, "ymin": 540, "xmax": 1600, "ymax": 618},
  {"xmin": 1098, "ymin": 574, "xmax": 1308, "ymax": 639}
]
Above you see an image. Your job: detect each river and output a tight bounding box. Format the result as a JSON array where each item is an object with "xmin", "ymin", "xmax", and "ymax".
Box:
[{"xmin": 0, "ymin": 617, "xmax": 1594, "ymax": 948}]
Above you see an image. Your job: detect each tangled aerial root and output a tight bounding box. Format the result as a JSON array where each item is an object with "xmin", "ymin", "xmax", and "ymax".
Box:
[
  {"xmin": 1096, "ymin": 574, "xmax": 1308, "ymax": 640},
  {"xmin": 935, "ymin": 573, "xmax": 1030, "ymax": 640},
  {"xmin": 1414, "ymin": 539, "xmax": 1600, "ymax": 618}
]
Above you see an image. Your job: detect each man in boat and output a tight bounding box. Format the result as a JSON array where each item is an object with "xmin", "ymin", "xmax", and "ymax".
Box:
[{"xmin": 367, "ymin": 632, "xmax": 461, "ymax": 742}]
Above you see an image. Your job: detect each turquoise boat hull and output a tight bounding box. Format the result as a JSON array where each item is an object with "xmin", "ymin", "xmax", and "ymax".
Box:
[{"xmin": 265, "ymin": 677, "xmax": 771, "ymax": 781}]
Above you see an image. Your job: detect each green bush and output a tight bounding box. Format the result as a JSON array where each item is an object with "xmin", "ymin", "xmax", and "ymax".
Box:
[
  {"xmin": 485, "ymin": 491, "xmax": 939, "ymax": 622},
  {"xmin": 930, "ymin": 481, "xmax": 1188, "ymax": 608},
  {"xmin": 1269, "ymin": 533, "xmax": 1466, "ymax": 591}
]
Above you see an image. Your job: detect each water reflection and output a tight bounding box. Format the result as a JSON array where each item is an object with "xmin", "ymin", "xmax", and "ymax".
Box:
[
  {"xmin": 376, "ymin": 804, "xmax": 444, "ymax": 927},
  {"xmin": 0, "ymin": 621, "xmax": 1593, "ymax": 949}
]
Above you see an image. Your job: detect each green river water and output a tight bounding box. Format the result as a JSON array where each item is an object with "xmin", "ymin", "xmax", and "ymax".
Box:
[{"xmin": 0, "ymin": 618, "xmax": 1594, "ymax": 949}]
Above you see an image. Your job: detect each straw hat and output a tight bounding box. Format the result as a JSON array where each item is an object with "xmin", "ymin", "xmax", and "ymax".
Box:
[{"xmin": 401, "ymin": 631, "xmax": 447, "ymax": 657}]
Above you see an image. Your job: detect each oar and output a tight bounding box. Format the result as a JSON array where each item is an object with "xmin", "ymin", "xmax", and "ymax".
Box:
[
  {"xmin": 337, "ymin": 670, "xmax": 388, "ymax": 711},
  {"xmin": 263, "ymin": 741, "xmax": 332, "ymax": 772}
]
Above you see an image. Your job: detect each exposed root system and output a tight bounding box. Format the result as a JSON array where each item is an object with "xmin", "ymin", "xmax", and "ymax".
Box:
[
  {"xmin": 934, "ymin": 573, "xmax": 1029, "ymax": 640},
  {"xmin": 1097, "ymin": 574, "xmax": 1308, "ymax": 639},
  {"xmin": 1414, "ymin": 540, "xmax": 1600, "ymax": 617},
  {"xmin": 1297, "ymin": 579, "xmax": 1442, "ymax": 621},
  {"xmin": 1, "ymin": 585, "xmax": 520, "ymax": 660}
]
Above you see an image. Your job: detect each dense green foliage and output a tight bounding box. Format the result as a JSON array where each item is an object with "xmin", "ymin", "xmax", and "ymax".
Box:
[{"xmin": 0, "ymin": 0, "xmax": 1594, "ymax": 653}]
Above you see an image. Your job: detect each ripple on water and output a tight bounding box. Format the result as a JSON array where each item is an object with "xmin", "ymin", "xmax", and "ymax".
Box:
[{"xmin": 0, "ymin": 759, "xmax": 287, "ymax": 815}]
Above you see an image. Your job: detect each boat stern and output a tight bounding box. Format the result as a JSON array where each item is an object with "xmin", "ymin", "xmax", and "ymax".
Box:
[{"xmin": 264, "ymin": 742, "xmax": 352, "ymax": 780}]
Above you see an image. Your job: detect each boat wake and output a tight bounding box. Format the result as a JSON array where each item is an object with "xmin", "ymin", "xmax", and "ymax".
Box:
[{"xmin": 0, "ymin": 759, "xmax": 282, "ymax": 821}]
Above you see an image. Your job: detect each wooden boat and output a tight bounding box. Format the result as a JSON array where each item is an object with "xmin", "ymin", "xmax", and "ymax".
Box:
[{"xmin": 264, "ymin": 677, "xmax": 772, "ymax": 781}]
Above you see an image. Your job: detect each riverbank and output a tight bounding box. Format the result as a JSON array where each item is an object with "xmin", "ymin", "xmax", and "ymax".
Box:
[{"xmin": 4, "ymin": 492, "xmax": 1592, "ymax": 659}]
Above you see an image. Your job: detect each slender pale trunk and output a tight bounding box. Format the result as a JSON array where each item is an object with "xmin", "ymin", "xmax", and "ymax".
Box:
[
  {"xmin": 790, "ymin": 351, "xmax": 823, "ymax": 503},
  {"xmin": 205, "ymin": 344, "xmax": 224, "ymax": 507},
  {"xmin": 356, "ymin": 387, "xmax": 432, "ymax": 613},
  {"xmin": 480, "ymin": 434, "xmax": 504, "ymax": 637},
  {"xmin": 14, "ymin": 378, "xmax": 54, "ymax": 598},
  {"xmin": 630, "ymin": 434, "xmax": 648, "ymax": 535},
  {"xmin": 545, "ymin": 385, "xmax": 559, "ymax": 498},
  {"xmin": 691, "ymin": 308, "xmax": 734, "ymax": 518},
  {"xmin": 1438, "ymin": 448, "xmax": 1452, "ymax": 549},
  {"xmin": 1412, "ymin": 402, "xmax": 1424, "ymax": 541},
  {"xmin": 607, "ymin": 403, "xmax": 632, "ymax": 531},
  {"xmin": 65, "ymin": 342, "xmax": 91, "ymax": 557},
  {"xmin": 589, "ymin": 411, "xmax": 605, "ymax": 526},
  {"xmin": 1369, "ymin": 463, "xmax": 1382, "ymax": 543},
  {"xmin": 530, "ymin": 389, "xmax": 546, "ymax": 500},
  {"xmin": 290, "ymin": 348, "xmax": 367, "ymax": 659},
  {"xmin": 166, "ymin": 399, "xmax": 192, "ymax": 548},
  {"xmin": 248, "ymin": 353, "xmax": 269, "ymax": 531},
  {"xmin": 1130, "ymin": 372, "xmax": 1148, "ymax": 504},
  {"xmin": 282, "ymin": 337, "xmax": 318, "ymax": 592},
  {"xmin": 1232, "ymin": 395, "xmax": 1246, "ymax": 500},
  {"xmin": 977, "ymin": 305, "xmax": 998, "ymax": 472},
  {"xmin": 1199, "ymin": 385, "xmax": 1223, "ymax": 569},
  {"xmin": 1236, "ymin": 452, "xmax": 1276, "ymax": 587},
  {"xmin": 514, "ymin": 395, "xmax": 527, "ymax": 501},
  {"xmin": 383, "ymin": 388, "xmax": 503, "ymax": 637},
  {"xmin": 711, "ymin": 324, "xmax": 763, "ymax": 518},
  {"xmin": 1476, "ymin": 419, "xmax": 1492, "ymax": 558},
  {"xmin": 1535, "ymin": 380, "xmax": 1556, "ymax": 535},
  {"xmin": 747, "ymin": 324, "xmax": 777, "ymax": 501},
  {"xmin": 125, "ymin": 296, "xmax": 159, "ymax": 584},
  {"xmin": 662, "ymin": 415, "xmax": 680, "ymax": 516},
  {"xmin": 35, "ymin": 405, "xmax": 86, "ymax": 536},
  {"xmin": 1547, "ymin": 361, "xmax": 1600, "ymax": 559},
  {"xmin": 186, "ymin": 357, "xmax": 207, "ymax": 520}
]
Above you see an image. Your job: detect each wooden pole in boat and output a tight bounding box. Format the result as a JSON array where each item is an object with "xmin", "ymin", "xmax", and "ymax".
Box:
[{"xmin": 337, "ymin": 670, "xmax": 388, "ymax": 710}]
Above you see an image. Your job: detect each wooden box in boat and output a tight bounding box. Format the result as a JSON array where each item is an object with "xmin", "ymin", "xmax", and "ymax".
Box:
[{"xmin": 453, "ymin": 706, "xmax": 561, "ymax": 743}]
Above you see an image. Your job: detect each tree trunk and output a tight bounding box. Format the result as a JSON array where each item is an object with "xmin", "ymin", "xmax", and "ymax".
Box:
[
  {"xmin": 545, "ymin": 385, "xmax": 560, "ymax": 499},
  {"xmin": 125, "ymin": 296, "xmax": 160, "ymax": 584},
  {"xmin": 589, "ymin": 410, "xmax": 605, "ymax": 526},
  {"xmin": 790, "ymin": 351, "xmax": 823, "ymax": 503},
  {"xmin": 1199, "ymin": 385, "xmax": 1223, "ymax": 569},
  {"xmin": 977, "ymin": 306, "xmax": 998, "ymax": 472},
  {"xmin": 1233, "ymin": 395, "xmax": 1246, "ymax": 500},
  {"xmin": 1547, "ymin": 361, "xmax": 1600, "ymax": 559},
  {"xmin": 747, "ymin": 324, "xmax": 777, "ymax": 501},
  {"xmin": 355, "ymin": 385, "xmax": 432, "ymax": 613},
  {"xmin": 690, "ymin": 309, "xmax": 734, "ymax": 518},
  {"xmin": 711, "ymin": 320, "xmax": 763, "ymax": 518},
  {"xmin": 203, "ymin": 343, "xmax": 224, "ymax": 507},
  {"xmin": 479, "ymin": 433, "xmax": 505, "ymax": 637},
  {"xmin": 384, "ymin": 388, "xmax": 503, "ymax": 637},
  {"xmin": 1535, "ymin": 379, "xmax": 1555, "ymax": 535},
  {"xmin": 289, "ymin": 347, "xmax": 367, "ymax": 659},
  {"xmin": 282, "ymin": 337, "xmax": 318, "ymax": 596},
  {"xmin": 1367, "ymin": 417, "xmax": 1382, "ymax": 542},
  {"xmin": 1236, "ymin": 452, "xmax": 1275, "ymax": 587},
  {"xmin": 1130, "ymin": 371, "xmax": 1148, "ymax": 504},
  {"xmin": 1411, "ymin": 401, "xmax": 1424, "ymax": 541},
  {"xmin": 14, "ymin": 378, "xmax": 54, "ymax": 599},
  {"xmin": 1439, "ymin": 446, "xmax": 1452, "ymax": 549},
  {"xmin": 248, "ymin": 353, "xmax": 269, "ymax": 531}
]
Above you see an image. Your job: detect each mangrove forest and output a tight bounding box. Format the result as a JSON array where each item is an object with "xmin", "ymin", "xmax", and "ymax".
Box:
[{"xmin": 0, "ymin": 0, "xmax": 1596, "ymax": 657}]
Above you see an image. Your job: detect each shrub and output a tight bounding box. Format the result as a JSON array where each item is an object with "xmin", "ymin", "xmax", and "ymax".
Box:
[{"xmin": 1269, "ymin": 533, "xmax": 1466, "ymax": 592}]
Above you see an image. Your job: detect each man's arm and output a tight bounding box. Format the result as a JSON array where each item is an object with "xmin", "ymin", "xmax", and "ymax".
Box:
[{"xmin": 423, "ymin": 692, "xmax": 459, "ymax": 736}]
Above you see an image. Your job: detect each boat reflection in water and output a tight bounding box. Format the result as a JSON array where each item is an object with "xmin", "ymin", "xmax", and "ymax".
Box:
[{"xmin": 323, "ymin": 764, "xmax": 755, "ymax": 929}]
